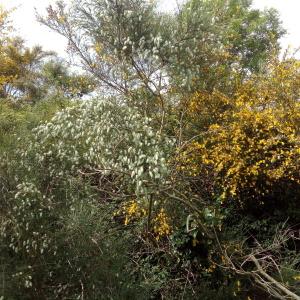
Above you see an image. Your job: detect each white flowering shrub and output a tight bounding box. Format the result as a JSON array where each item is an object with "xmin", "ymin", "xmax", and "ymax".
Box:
[
  {"xmin": 0, "ymin": 175, "xmax": 143, "ymax": 298},
  {"xmin": 31, "ymin": 98, "xmax": 173, "ymax": 195},
  {"xmin": 4, "ymin": 182, "xmax": 55, "ymax": 255},
  {"xmin": 0, "ymin": 181, "xmax": 57, "ymax": 295},
  {"xmin": 0, "ymin": 98, "xmax": 173, "ymax": 298}
]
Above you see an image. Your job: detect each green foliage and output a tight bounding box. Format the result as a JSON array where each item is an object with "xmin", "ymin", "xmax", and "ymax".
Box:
[
  {"xmin": 41, "ymin": 59, "xmax": 96, "ymax": 99},
  {"xmin": 1, "ymin": 1, "xmax": 299, "ymax": 299},
  {"xmin": 39, "ymin": 0, "xmax": 285, "ymax": 100},
  {"xmin": 0, "ymin": 11, "xmax": 94, "ymax": 104},
  {"xmin": 0, "ymin": 177, "xmax": 144, "ymax": 299},
  {"xmin": 0, "ymin": 37, "xmax": 54, "ymax": 101},
  {"xmin": 0, "ymin": 98, "xmax": 70, "ymax": 152},
  {"xmin": 170, "ymin": 0, "xmax": 285, "ymax": 92}
]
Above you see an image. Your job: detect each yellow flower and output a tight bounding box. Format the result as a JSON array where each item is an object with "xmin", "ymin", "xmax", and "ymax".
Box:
[{"xmin": 153, "ymin": 209, "xmax": 172, "ymax": 240}]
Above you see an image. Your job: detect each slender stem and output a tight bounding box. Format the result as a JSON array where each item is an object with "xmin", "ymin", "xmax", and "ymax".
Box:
[{"xmin": 147, "ymin": 194, "xmax": 154, "ymax": 233}]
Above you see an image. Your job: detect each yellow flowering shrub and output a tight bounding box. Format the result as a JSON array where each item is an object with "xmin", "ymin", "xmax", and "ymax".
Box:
[
  {"xmin": 153, "ymin": 208, "xmax": 172, "ymax": 240},
  {"xmin": 115, "ymin": 202, "xmax": 172, "ymax": 239},
  {"xmin": 180, "ymin": 58, "xmax": 300, "ymax": 207},
  {"xmin": 202, "ymin": 107, "xmax": 300, "ymax": 203},
  {"xmin": 187, "ymin": 90, "xmax": 232, "ymax": 130},
  {"xmin": 176, "ymin": 141, "xmax": 204, "ymax": 177},
  {"xmin": 116, "ymin": 200, "xmax": 147, "ymax": 226}
]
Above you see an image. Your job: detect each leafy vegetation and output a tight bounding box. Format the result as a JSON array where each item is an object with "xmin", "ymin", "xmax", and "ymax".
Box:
[{"xmin": 1, "ymin": 1, "xmax": 300, "ymax": 299}]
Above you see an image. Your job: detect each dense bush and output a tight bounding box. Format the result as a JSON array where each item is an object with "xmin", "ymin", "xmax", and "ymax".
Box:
[
  {"xmin": 1, "ymin": 0, "xmax": 300, "ymax": 299},
  {"xmin": 0, "ymin": 98, "xmax": 173, "ymax": 299},
  {"xmin": 181, "ymin": 58, "xmax": 300, "ymax": 212}
]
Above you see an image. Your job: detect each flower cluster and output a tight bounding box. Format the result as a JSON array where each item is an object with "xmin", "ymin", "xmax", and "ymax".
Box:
[
  {"xmin": 153, "ymin": 208, "xmax": 172, "ymax": 239},
  {"xmin": 117, "ymin": 200, "xmax": 147, "ymax": 226}
]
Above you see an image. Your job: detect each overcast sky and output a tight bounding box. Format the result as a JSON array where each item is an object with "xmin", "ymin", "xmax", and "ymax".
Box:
[{"xmin": 1, "ymin": 0, "xmax": 299, "ymax": 57}]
